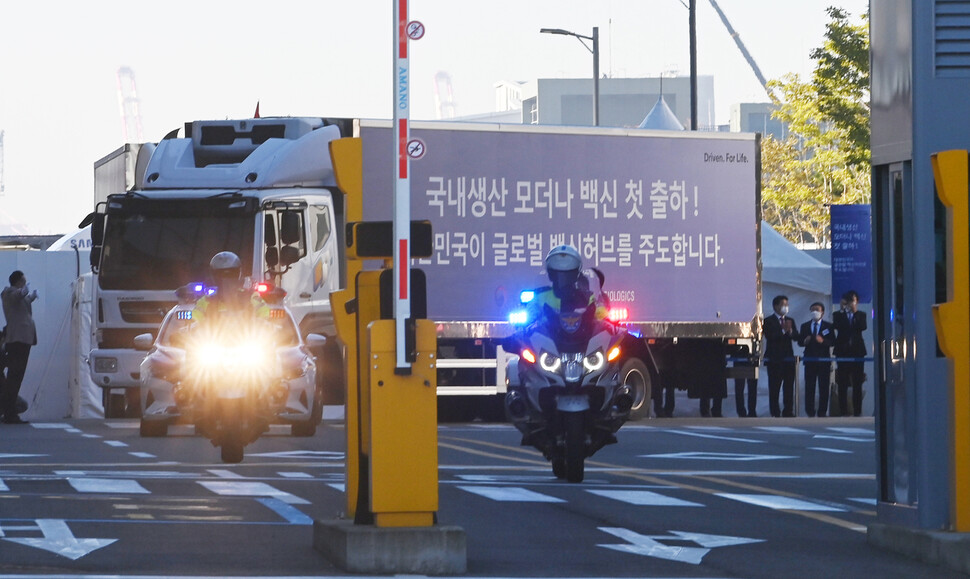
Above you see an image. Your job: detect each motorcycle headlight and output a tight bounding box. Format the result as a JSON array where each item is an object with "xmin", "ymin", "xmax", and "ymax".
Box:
[
  {"xmin": 540, "ymin": 352, "xmax": 561, "ymax": 372},
  {"xmin": 583, "ymin": 351, "xmax": 605, "ymax": 373}
]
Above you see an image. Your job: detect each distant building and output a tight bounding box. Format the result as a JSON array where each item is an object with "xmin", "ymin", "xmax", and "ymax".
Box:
[
  {"xmin": 730, "ymin": 102, "xmax": 788, "ymax": 139},
  {"xmin": 490, "ymin": 76, "xmax": 715, "ymax": 129}
]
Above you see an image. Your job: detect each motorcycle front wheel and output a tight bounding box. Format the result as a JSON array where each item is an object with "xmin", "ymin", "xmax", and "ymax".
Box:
[
  {"xmin": 221, "ymin": 436, "xmax": 244, "ymax": 464},
  {"xmin": 564, "ymin": 412, "xmax": 585, "ymax": 483}
]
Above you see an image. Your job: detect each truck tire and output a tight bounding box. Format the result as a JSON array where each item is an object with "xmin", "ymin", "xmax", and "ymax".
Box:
[
  {"xmin": 139, "ymin": 418, "xmax": 168, "ymax": 437},
  {"xmin": 620, "ymin": 358, "xmax": 652, "ymax": 420},
  {"xmin": 316, "ymin": 341, "xmax": 345, "ymax": 405},
  {"xmin": 105, "ymin": 392, "xmax": 126, "ymax": 419}
]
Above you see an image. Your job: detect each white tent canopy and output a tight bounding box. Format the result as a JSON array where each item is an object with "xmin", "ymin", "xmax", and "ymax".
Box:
[{"xmin": 761, "ymin": 220, "xmax": 831, "ymax": 320}]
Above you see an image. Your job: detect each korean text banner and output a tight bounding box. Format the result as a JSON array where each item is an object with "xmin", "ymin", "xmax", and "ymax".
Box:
[{"xmin": 360, "ymin": 123, "xmax": 759, "ymax": 323}]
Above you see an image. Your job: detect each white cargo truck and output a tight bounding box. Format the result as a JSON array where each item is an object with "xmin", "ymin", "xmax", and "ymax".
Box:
[{"xmin": 85, "ymin": 117, "xmax": 761, "ymax": 421}]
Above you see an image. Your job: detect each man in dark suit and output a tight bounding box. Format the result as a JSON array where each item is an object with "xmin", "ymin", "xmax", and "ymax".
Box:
[
  {"xmin": 799, "ymin": 302, "xmax": 835, "ymax": 417},
  {"xmin": 833, "ymin": 290, "xmax": 867, "ymax": 416},
  {"xmin": 1, "ymin": 270, "xmax": 38, "ymax": 424},
  {"xmin": 764, "ymin": 295, "xmax": 799, "ymax": 417}
]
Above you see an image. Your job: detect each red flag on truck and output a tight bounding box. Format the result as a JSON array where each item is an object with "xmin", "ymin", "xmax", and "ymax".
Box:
[{"xmin": 254, "ymin": 102, "xmax": 260, "ymax": 118}]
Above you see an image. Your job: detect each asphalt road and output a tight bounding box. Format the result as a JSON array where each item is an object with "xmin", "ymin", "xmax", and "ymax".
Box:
[{"xmin": 0, "ymin": 414, "xmax": 959, "ymax": 578}]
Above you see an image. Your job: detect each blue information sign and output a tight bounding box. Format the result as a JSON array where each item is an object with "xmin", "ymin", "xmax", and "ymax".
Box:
[{"xmin": 830, "ymin": 204, "xmax": 872, "ymax": 303}]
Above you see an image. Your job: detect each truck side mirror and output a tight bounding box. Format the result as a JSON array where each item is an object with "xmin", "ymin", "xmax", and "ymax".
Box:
[
  {"xmin": 280, "ymin": 245, "xmax": 300, "ymax": 267},
  {"xmin": 280, "ymin": 211, "xmax": 303, "ymax": 246},
  {"xmin": 265, "ymin": 247, "xmax": 279, "ymax": 268}
]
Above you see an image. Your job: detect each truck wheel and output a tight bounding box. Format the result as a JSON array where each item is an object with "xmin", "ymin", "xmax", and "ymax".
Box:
[
  {"xmin": 291, "ymin": 419, "xmax": 317, "ymax": 437},
  {"xmin": 140, "ymin": 419, "xmax": 168, "ymax": 437},
  {"xmin": 621, "ymin": 359, "xmax": 652, "ymax": 420},
  {"xmin": 316, "ymin": 341, "xmax": 345, "ymax": 405},
  {"xmin": 105, "ymin": 392, "xmax": 126, "ymax": 419}
]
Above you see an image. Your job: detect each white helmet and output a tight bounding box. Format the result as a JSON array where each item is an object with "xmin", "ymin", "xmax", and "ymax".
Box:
[
  {"xmin": 210, "ymin": 251, "xmax": 242, "ymax": 280},
  {"xmin": 545, "ymin": 245, "xmax": 582, "ymax": 272}
]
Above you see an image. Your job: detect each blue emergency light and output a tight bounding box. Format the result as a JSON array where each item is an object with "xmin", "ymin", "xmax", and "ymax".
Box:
[
  {"xmin": 519, "ymin": 290, "xmax": 535, "ymax": 304},
  {"xmin": 176, "ymin": 310, "xmax": 193, "ymax": 320},
  {"xmin": 509, "ymin": 309, "xmax": 530, "ymax": 325}
]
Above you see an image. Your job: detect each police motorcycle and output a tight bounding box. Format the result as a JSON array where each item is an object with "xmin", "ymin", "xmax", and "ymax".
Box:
[
  {"xmin": 504, "ymin": 288, "xmax": 634, "ymax": 483},
  {"xmin": 136, "ymin": 279, "xmax": 326, "ymax": 463}
]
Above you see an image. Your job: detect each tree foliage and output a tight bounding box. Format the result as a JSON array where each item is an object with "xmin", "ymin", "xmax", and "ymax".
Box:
[{"xmin": 761, "ymin": 7, "xmax": 870, "ymax": 246}]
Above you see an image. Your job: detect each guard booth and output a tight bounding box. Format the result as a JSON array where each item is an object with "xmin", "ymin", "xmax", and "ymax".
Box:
[{"xmin": 868, "ymin": 0, "xmax": 970, "ymax": 562}]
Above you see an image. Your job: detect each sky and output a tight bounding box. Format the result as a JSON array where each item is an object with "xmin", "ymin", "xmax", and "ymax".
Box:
[{"xmin": 0, "ymin": 0, "xmax": 868, "ymax": 235}]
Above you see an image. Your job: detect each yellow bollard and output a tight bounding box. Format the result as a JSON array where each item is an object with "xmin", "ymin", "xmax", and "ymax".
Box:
[{"xmin": 366, "ymin": 318, "xmax": 438, "ymax": 527}]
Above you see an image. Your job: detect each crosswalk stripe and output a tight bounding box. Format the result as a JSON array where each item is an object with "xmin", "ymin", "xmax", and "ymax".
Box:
[
  {"xmin": 716, "ymin": 493, "xmax": 846, "ymax": 512},
  {"xmin": 198, "ymin": 481, "xmax": 310, "ymax": 505},
  {"xmin": 458, "ymin": 486, "xmax": 565, "ymax": 502},
  {"xmin": 587, "ymin": 489, "xmax": 703, "ymax": 507},
  {"xmin": 67, "ymin": 478, "xmax": 150, "ymax": 494}
]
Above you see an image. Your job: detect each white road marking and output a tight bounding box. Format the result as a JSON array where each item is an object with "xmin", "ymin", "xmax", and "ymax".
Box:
[
  {"xmin": 67, "ymin": 478, "xmax": 150, "ymax": 494},
  {"xmin": 2, "ymin": 519, "xmax": 116, "ymax": 560},
  {"xmin": 828, "ymin": 427, "xmax": 873, "ymax": 435},
  {"xmin": 642, "ymin": 452, "xmax": 795, "ymax": 461},
  {"xmin": 29, "ymin": 423, "xmax": 72, "ymax": 429},
  {"xmin": 104, "ymin": 421, "xmax": 139, "ymax": 429},
  {"xmin": 103, "ymin": 440, "xmax": 128, "ymax": 448},
  {"xmin": 813, "ymin": 434, "xmax": 874, "ymax": 442},
  {"xmin": 208, "ymin": 469, "xmax": 246, "ymax": 479},
  {"xmin": 0, "ymin": 479, "xmax": 7, "ymax": 491},
  {"xmin": 587, "ymin": 489, "xmax": 703, "ymax": 507},
  {"xmin": 198, "ymin": 481, "xmax": 310, "ymax": 504},
  {"xmin": 850, "ymin": 497, "xmax": 877, "ymax": 505},
  {"xmin": 81, "ymin": 434, "xmax": 101, "ymax": 439},
  {"xmin": 0, "ymin": 453, "xmax": 47, "ymax": 459},
  {"xmin": 664, "ymin": 429, "xmax": 764, "ymax": 443},
  {"xmin": 247, "ymin": 450, "xmax": 344, "ymax": 459},
  {"xmin": 755, "ymin": 426, "xmax": 809, "ymax": 434},
  {"xmin": 457, "ymin": 485, "xmax": 565, "ymax": 502},
  {"xmin": 128, "ymin": 452, "xmax": 155, "ymax": 459},
  {"xmin": 328, "ymin": 483, "xmax": 346, "ymax": 492},
  {"xmin": 716, "ymin": 493, "xmax": 847, "ymax": 511},
  {"xmin": 597, "ymin": 527, "xmax": 763, "ymax": 565},
  {"xmin": 809, "ymin": 447, "xmax": 853, "ymax": 454},
  {"xmin": 278, "ymin": 472, "xmax": 314, "ymax": 479},
  {"xmin": 65, "ymin": 428, "xmax": 82, "ymax": 434}
]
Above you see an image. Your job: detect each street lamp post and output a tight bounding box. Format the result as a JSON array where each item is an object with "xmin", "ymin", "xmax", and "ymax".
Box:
[{"xmin": 540, "ymin": 26, "xmax": 600, "ymax": 126}]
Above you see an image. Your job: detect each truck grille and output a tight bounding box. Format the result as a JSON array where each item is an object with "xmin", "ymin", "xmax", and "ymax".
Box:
[{"xmin": 119, "ymin": 301, "xmax": 176, "ymax": 324}]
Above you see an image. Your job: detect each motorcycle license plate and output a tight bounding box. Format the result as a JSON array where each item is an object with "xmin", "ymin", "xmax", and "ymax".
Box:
[{"xmin": 556, "ymin": 394, "xmax": 589, "ymax": 412}]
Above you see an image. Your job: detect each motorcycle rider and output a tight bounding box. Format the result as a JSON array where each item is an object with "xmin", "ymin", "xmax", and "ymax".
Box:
[
  {"xmin": 192, "ymin": 251, "xmax": 270, "ymax": 323},
  {"xmin": 528, "ymin": 245, "xmax": 609, "ymax": 326}
]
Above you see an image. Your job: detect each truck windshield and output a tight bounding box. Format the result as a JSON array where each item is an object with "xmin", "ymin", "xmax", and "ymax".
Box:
[{"xmin": 99, "ymin": 198, "xmax": 256, "ymax": 290}]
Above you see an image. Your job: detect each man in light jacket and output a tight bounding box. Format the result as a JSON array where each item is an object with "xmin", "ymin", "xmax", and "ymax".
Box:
[{"xmin": 1, "ymin": 270, "xmax": 38, "ymax": 424}]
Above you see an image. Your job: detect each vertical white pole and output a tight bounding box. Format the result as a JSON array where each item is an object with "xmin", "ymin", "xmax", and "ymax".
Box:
[{"xmin": 393, "ymin": 0, "xmax": 412, "ymax": 369}]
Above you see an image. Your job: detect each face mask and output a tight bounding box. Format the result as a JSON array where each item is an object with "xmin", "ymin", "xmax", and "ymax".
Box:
[
  {"xmin": 780, "ymin": 305, "xmax": 789, "ymax": 316},
  {"xmin": 811, "ymin": 310, "xmax": 822, "ymax": 321}
]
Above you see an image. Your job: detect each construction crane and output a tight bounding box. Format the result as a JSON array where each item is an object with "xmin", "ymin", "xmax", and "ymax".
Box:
[
  {"xmin": 706, "ymin": 0, "xmax": 778, "ymax": 103},
  {"xmin": 116, "ymin": 66, "xmax": 144, "ymax": 142},
  {"xmin": 433, "ymin": 71, "xmax": 457, "ymax": 120}
]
